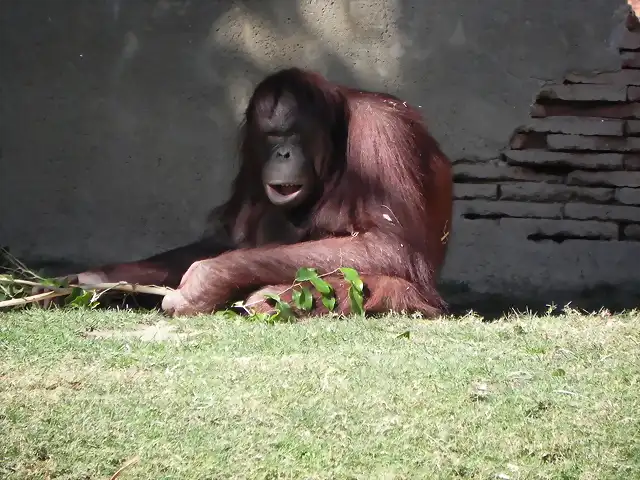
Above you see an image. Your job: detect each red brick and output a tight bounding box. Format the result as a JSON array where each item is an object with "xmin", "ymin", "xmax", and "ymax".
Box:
[
  {"xmin": 509, "ymin": 132, "xmax": 547, "ymax": 150},
  {"xmin": 565, "ymin": 70, "xmax": 640, "ymax": 86},
  {"xmin": 548, "ymin": 134, "xmax": 640, "ymax": 152},
  {"xmin": 619, "ymin": 28, "xmax": 640, "ymax": 50},
  {"xmin": 530, "ymin": 103, "xmax": 640, "ymax": 119},
  {"xmin": 621, "ymin": 51, "xmax": 640, "ymax": 68},
  {"xmin": 455, "ymin": 200, "xmax": 562, "ymax": 220},
  {"xmin": 568, "ymin": 171, "xmax": 640, "ymax": 188},
  {"xmin": 629, "ymin": 86, "xmax": 640, "ymax": 101},
  {"xmin": 519, "ymin": 117, "xmax": 624, "ymax": 136},
  {"xmin": 502, "ymin": 150, "xmax": 624, "ymax": 170},
  {"xmin": 625, "ymin": 155, "xmax": 640, "ymax": 170},
  {"xmin": 509, "ymin": 133, "xmax": 529, "ymax": 150},
  {"xmin": 624, "ymin": 224, "xmax": 640, "ymax": 239},
  {"xmin": 453, "ymin": 163, "xmax": 563, "ymax": 183},
  {"xmin": 564, "ymin": 203, "xmax": 640, "ymax": 222},
  {"xmin": 537, "ymin": 84, "xmax": 626, "ymax": 102},
  {"xmin": 453, "ymin": 184, "xmax": 498, "ymax": 200},
  {"xmin": 505, "ymin": 218, "xmax": 618, "ymax": 241},
  {"xmin": 500, "ymin": 183, "xmax": 614, "ymax": 203},
  {"xmin": 616, "ymin": 187, "xmax": 640, "ymax": 205},
  {"xmin": 626, "ymin": 120, "xmax": 640, "ymax": 135}
]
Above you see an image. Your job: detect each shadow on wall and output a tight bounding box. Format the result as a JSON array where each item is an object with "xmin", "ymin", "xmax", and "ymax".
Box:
[
  {"xmin": 0, "ymin": 0, "xmax": 636, "ymax": 318},
  {"xmin": 0, "ymin": 0, "xmax": 404, "ymax": 271}
]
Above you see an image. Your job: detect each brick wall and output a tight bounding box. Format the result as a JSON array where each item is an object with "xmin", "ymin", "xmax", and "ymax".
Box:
[{"xmin": 452, "ymin": 10, "xmax": 640, "ymax": 245}]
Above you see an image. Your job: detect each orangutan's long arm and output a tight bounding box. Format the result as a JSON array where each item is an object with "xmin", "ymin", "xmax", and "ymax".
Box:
[
  {"xmin": 161, "ymin": 232, "xmax": 417, "ymax": 316},
  {"xmin": 76, "ymin": 237, "xmax": 232, "ymax": 289}
]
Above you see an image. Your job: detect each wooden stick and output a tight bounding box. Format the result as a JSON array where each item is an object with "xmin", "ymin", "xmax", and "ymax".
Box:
[
  {"xmin": 0, "ymin": 275, "xmax": 173, "ymax": 309},
  {"xmin": 0, "ymin": 276, "xmax": 36, "ymax": 285},
  {"xmin": 109, "ymin": 455, "xmax": 140, "ymax": 480},
  {"xmin": 0, "ymin": 290, "xmax": 67, "ymax": 308},
  {"xmin": 75, "ymin": 282, "xmax": 172, "ymax": 296},
  {"xmin": 0, "ymin": 276, "xmax": 172, "ymax": 295}
]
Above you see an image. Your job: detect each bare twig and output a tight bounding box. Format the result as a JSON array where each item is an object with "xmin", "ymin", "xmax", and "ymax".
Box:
[
  {"xmin": 0, "ymin": 290, "xmax": 68, "ymax": 308},
  {"xmin": 0, "ymin": 276, "xmax": 172, "ymax": 296},
  {"xmin": 0, "ymin": 247, "xmax": 49, "ymax": 282},
  {"xmin": 75, "ymin": 282, "xmax": 173, "ymax": 296},
  {"xmin": 0, "ymin": 249, "xmax": 174, "ymax": 310},
  {"xmin": 555, "ymin": 389, "xmax": 581, "ymax": 396},
  {"xmin": 0, "ymin": 275, "xmax": 173, "ymax": 309},
  {"xmin": 441, "ymin": 220, "xmax": 450, "ymax": 243},
  {"xmin": 109, "ymin": 455, "xmax": 140, "ymax": 480},
  {"xmin": 0, "ymin": 276, "xmax": 65, "ymax": 290}
]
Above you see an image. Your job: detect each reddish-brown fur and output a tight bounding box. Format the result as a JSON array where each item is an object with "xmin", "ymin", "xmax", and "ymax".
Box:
[{"xmin": 161, "ymin": 68, "xmax": 453, "ymax": 318}]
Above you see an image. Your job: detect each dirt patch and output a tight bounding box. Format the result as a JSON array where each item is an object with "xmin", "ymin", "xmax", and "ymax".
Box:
[{"xmin": 84, "ymin": 320, "xmax": 201, "ymax": 342}]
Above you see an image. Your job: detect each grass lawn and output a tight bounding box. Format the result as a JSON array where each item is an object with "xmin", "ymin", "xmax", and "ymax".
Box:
[{"xmin": 1, "ymin": 307, "xmax": 639, "ymax": 479}]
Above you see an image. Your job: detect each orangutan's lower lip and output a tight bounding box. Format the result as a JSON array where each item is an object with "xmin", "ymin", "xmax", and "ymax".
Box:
[{"xmin": 269, "ymin": 184, "xmax": 303, "ymax": 197}]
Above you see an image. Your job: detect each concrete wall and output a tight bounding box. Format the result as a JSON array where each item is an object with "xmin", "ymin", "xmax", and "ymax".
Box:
[{"xmin": 1, "ymin": 0, "xmax": 638, "ymax": 314}]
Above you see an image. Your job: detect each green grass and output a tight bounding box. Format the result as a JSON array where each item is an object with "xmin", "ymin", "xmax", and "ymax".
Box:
[{"xmin": 1, "ymin": 308, "xmax": 639, "ymax": 479}]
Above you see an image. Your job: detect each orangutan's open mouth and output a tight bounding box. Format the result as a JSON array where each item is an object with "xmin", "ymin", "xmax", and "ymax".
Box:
[{"xmin": 268, "ymin": 183, "xmax": 303, "ymax": 197}]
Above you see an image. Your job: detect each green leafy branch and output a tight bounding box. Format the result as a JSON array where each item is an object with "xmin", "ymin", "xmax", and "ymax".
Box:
[
  {"xmin": 0, "ymin": 248, "xmax": 171, "ymax": 310},
  {"xmin": 0, "ymin": 274, "xmax": 173, "ymax": 310},
  {"xmin": 234, "ymin": 266, "xmax": 366, "ymax": 323}
]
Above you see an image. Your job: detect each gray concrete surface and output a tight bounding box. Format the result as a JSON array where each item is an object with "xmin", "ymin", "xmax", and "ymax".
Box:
[{"xmin": 0, "ymin": 0, "xmax": 637, "ymax": 314}]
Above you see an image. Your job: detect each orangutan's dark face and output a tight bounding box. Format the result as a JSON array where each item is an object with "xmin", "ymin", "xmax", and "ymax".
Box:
[{"xmin": 254, "ymin": 93, "xmax": 321, "ymax": 208}]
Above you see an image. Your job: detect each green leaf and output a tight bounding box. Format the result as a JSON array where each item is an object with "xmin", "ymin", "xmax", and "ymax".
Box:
[
  {"xmin": 340, "ymin": 267, "xmax": 364, "ymax": 292},
  {"xmin": 263, "ymin": 292, "xmax": 281, "ymax": 303},
  {"xmin": 67, "ymin": 288, "xmax": 94, "ymax": 308},
  {"xmin": 247, "ymin": 311, "xmax": 272, "ymax": 323},
  {"xmin": 264, "ymin": 293, "xmax": 296, "ymax": 322},
  {"xmin": 291, "ymin": 288, "xmax": 302, "ymax": 309},
  {"xmin": 295, "ymin": 267, "xmax": 333, "ymax": 295},
  {"xmin": 219, "ymin": 309, "xmax": 242, "ymax": 320},
  {"xmin": 322, "ymin": 295, "xmax": 336, "ymax": 311},
  {"xmin": 348, "ymin": 286, "xmax": 365, "ymax": 316},
  {"xmin": 396, "ymin": 330, "xmax": 411, "ymax": 339},
  {"xmin": 273, "ymin": 302, "xmax": 295, "ymax": 322},
  {"xmin": 7, "ymin": 283, "xmax": 25, "ymax": 297},
  {"xmin": 292, "ymin": 287, "xmax": 313, "ymax": 311},
  {"xmin": 295, "ymin": 267, "xmax": 319, "ymax": 282},
  {"xmin": 309, "ymin": 277, "xmax": 332, "ymax": 295},
  {"xmin": 35, "ymin": 276, "xmax": 71, "ymax": 289},
  {"xmin": 64, "ymin": 287, "xmax": 85, "ymax": 303},
  {"xmin": 39, "ymin": 278, "xmax": 58, "ymax": 287}
]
